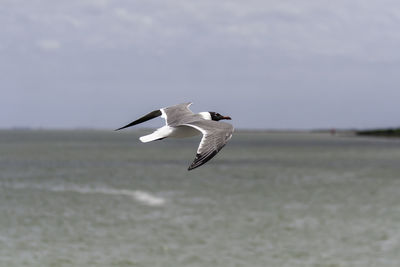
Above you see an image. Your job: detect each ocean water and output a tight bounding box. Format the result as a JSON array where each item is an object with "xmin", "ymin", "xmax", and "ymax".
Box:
[{"xmin": 1, "ymin": 130, "xmax": 400, "ymax": 267}]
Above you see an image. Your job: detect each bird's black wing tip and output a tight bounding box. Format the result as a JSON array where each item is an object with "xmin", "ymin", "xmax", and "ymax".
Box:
[
  {"xmin": 187, "ymin": 153, "xmax": 204, "ymax": 171},
  {"xmin": 115, "ymin": 109, "xmax": 162, "ymax": 132},
  {"xmin": 187, "ymin": 151, "xmax": 218, "ymax": 171},
  {"xmin": 187, "ymin": 157, "xmax": 200, "ymax": 171},
  {"xmin": 115, "ymin": 125, "xmax": 128, "ymax": 131},
  {"xmin": 187, "ymin": 164, "xmax": 198, "ymax": 171},
  {"xmin": 187, "ymin": 165, "xmax": 201, "ymax": 171}
]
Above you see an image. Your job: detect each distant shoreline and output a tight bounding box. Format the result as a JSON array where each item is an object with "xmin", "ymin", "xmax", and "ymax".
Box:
[{"xmin": 356, "ymin": 128, "xmax": 400, "ymax": 137}]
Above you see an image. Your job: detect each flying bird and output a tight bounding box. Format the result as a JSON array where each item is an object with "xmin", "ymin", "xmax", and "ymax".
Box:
[{"xmin": 116, "ymin": 102, "xmax": 234, "ymax": 170}]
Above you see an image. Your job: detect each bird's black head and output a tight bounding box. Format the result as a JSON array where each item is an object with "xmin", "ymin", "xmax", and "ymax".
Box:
[{"xmin": 209, "ymin": 112, "xmax": 232, "ymax": 121}]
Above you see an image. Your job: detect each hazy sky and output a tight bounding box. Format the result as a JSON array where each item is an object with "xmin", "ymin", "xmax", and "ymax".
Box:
[{"xmin": 2, "ymin": 0, "xmax": 400, "ymax": 129}]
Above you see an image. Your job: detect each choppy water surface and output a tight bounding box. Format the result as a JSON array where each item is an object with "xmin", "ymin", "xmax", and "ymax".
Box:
[{"xmin": 1, "ymin": 130, "xmax": 400, "ymax": 267}]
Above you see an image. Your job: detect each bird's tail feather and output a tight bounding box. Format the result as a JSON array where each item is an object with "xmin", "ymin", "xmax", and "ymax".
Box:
[
  {"xmin": 139, "ymin": 127, "xmax": 172, "ymax": 143},
  {"xmin": 139, "ymin": 134, "xmax": 160, "ymax": 143}
]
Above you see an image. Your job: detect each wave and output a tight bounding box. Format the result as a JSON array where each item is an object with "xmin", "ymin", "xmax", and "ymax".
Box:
[{"xmin": 0, "ymin": 182, "xmax": 166, "ymax": 206}]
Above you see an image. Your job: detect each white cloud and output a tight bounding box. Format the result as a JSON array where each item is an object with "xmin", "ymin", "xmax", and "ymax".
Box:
[
  {"xmin": 114, "ymin": 8, "xmax": 154, "ymax": 26},
  {"xmin": 61, "ymin": 15, "xmax": 83, "ymax": 28},
  {"xmin": 36, "ymin": 39, "xmax": 61, "ymax": 51},
  {"xmin": 83, "ymin": 0, "xmax": 109, "ymax": 9}
]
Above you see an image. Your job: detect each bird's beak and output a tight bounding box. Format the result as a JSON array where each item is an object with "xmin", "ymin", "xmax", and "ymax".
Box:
[{"xmin": 222, "ymin": 116, "xmax": 232, "ymax": 120}]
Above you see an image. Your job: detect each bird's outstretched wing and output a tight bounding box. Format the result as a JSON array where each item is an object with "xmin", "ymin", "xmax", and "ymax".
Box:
[
  {"xmin": 116, "ymin": 102, "xmax": 194, "ymax": 131},
  {"xmin": 115, "ymin": 110, "xmax": 162, "ymax": 131},
  {"xmin": 183, "ymin": 120, "xmax": 234, "ymax": 170}
]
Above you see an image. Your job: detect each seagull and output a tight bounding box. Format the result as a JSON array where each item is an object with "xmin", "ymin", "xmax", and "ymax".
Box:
[{"xmin": 116, "ymin": 102, "xmax": 234, "ymax": 170}]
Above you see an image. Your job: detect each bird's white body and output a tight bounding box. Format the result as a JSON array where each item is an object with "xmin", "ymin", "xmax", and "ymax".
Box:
[{"xmin": 139, "ymin": 125, "xmax": 200, "ymax": 142}]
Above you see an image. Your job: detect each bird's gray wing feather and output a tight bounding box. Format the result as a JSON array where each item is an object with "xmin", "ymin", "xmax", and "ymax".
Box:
[
  {"xmin": 183, "ymin": 120, "xmax": 234, "ymax": 170},
  {"xmin": 161, "ymin": 102, "xmax": 195, "ymax": 126}
]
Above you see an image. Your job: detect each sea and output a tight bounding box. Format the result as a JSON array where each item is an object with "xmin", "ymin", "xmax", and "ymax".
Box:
[{"xmin": 0, "ymin": 129, "xmax": 399, "ymax": 267}]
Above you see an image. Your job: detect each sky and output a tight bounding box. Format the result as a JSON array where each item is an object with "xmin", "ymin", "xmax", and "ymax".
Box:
[{"xmin": 1, "ymin": 0, "xmax": 400, "ymax": 130}]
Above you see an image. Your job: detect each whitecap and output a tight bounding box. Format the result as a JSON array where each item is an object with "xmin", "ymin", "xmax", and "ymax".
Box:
[
  {"xmin": 131, "ymin": 190, "xmax": 166, "ymax": 206},
  {"xmin": 55, "ymin": 186, "xmax": 166, "ymax": 206},
  {"xmin": 1, "ymin": 182, "xmax": 165, "ymax": 206}
]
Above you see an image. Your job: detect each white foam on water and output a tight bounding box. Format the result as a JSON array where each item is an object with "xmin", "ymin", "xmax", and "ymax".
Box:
[
  {"xmin": 55, "ymin": 186, "xmax": 166, "ymax": 206},
  {"xmin": 132, "ymin": 190, "xmax": 166, "ymax": 206},
  {"xmin": 1, "ymin": 182, "xmax": 165, "ymax": 207}
]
